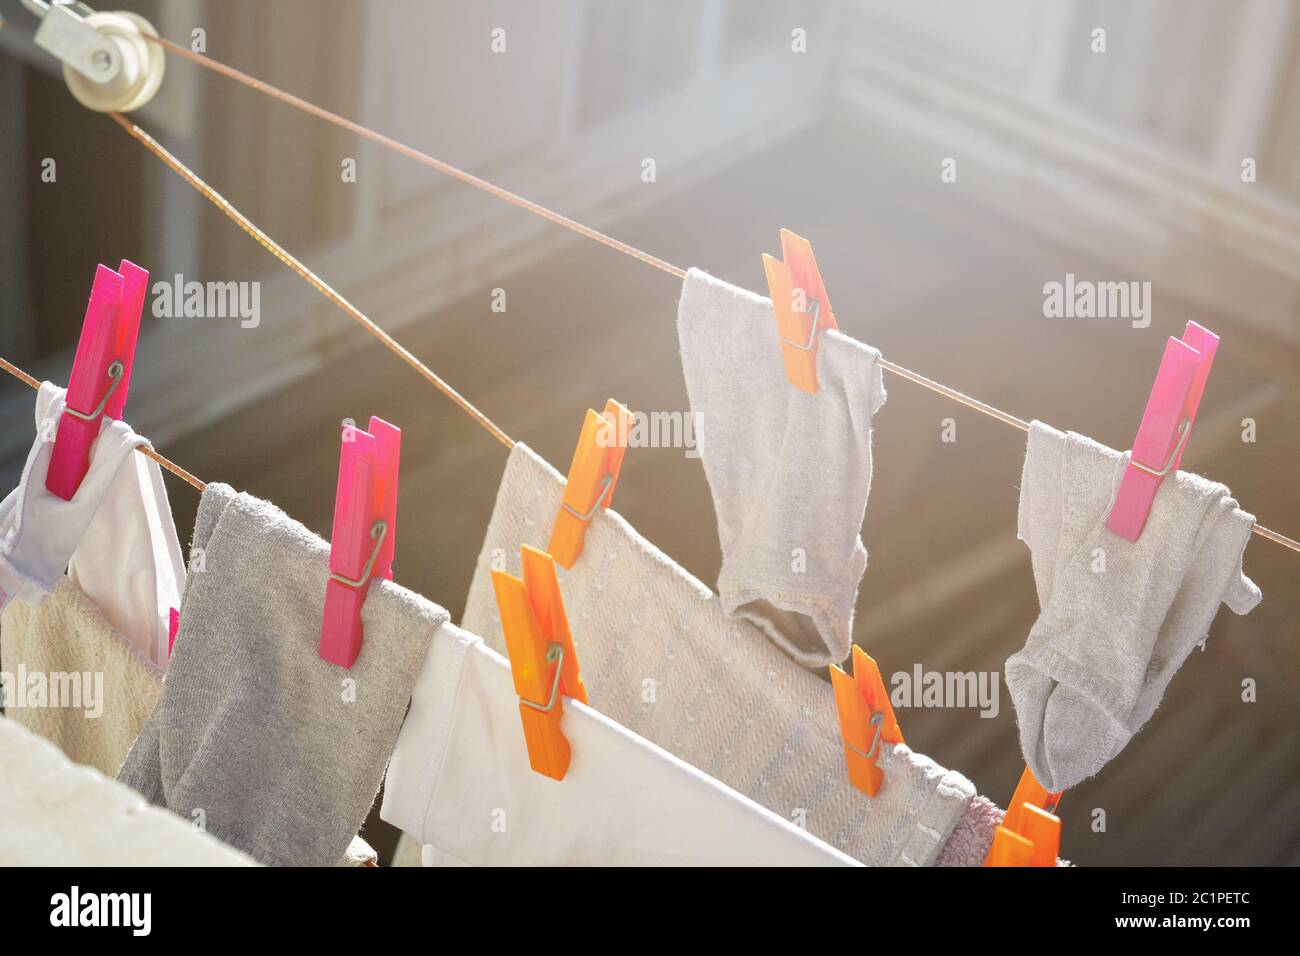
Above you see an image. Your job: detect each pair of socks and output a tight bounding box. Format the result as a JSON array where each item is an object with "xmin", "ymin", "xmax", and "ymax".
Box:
[{"xmin": 1009, "ymin": 421, "xmax": 1261, "ymax": 792}]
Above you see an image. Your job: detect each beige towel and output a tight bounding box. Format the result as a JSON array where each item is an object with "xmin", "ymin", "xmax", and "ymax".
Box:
[
  {"xmin": 0, "ymin": 714, "xmax": 258, "ymax": 866},
  {"xmin": 1, "ymin": 578, "xmax": 162, "ymax": 777}
]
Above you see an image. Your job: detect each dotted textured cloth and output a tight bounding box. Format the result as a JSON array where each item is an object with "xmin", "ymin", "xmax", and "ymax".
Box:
[{"xmin": 462, "ymin": 443, "xmax": 974, "ymax": 866}]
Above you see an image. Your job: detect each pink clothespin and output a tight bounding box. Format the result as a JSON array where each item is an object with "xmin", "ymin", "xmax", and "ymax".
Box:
[
  {"xmin": 319, "ymin": 416, "xmax": 401, "ymax": 668},
  {"xmin": 168, "ymin": 607, "xmax": 180, "ymax": 657},
  {"xmin": 1107, "ymin": 322, "xmax": 1218, "ymax": 542},
  {"xmin": 46, "ymin": 261, "xmax": 148, "ymax": 500}
]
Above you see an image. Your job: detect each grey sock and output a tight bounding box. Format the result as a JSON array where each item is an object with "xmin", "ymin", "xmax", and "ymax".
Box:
[
  {"xmin": 117, "ymin": 483, "xmax": 445, "ymax": 866},
  {"xmin": 1008, "ymin": 422, "xmax": 1261, "ymax": 792},
  {"xmin": 677, "ymin": 269, "xmax": 885, "ymax": 668}
]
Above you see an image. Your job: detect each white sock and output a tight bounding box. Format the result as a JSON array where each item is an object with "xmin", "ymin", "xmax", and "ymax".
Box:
[
  {"xmin": 1009, "ymin": 422, "xmax": 1261, "ymax": 792},
  {"xmin": 676, "ymin": 268, "xmax": 885, "ymax": 668}
]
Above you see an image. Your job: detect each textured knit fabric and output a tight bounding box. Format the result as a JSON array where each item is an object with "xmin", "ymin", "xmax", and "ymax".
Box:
[
  {"xmin": 0, "ymin": 384, "xmax": 148, "ymax": 613},
  {"xmin": 1011, "ymin": 421, "xmax": 1261, "ymax": 792},
  {"xmin": 1, "ymin": 578, "xmax": 162, "ymax": 777},
  {"xmin": 0, "ymin": 715, "xmax": 258, "ymax": 866},
  {"xmin": 676, "ymin": 269, "xmax": 885, "ymax": 668},
  {"xmin": 935, "ymin": 794, "xmax": 1003, "ymax": 866},
  {"xmin": 117, "ymin": 482, "xmax": 442, "ymax": 867},
  {"xmin": 340, "ymin": 835, "xmax": 378, "ymax": 867},
  {"xmin": 461, "ymin": 443, "xmax": 973, "ymax": 866},
  {"xmin": 382, "ymin": 618, "xmax": 857, "ymax": 866}
]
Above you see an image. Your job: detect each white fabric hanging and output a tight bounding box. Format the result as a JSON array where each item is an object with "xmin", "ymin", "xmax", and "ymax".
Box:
[
  {"xmin": 382, "ymin": 619, "xmax": 858, "ymax": 867},
  {"xmin": 0, "ymin": 383, "xmax": 183, "ymax": 668}
]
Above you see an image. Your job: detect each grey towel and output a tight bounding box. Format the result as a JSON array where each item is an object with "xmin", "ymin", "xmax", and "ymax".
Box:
[
  {"xmin": 118, "ymin": 483, "xmax": 444, "ymax": 867},
  {"xmin": 676, "ymin": 269, "xmax": 886, "ymax": 668},
  {"xmin": 1009, "ymin": 422, "xmax": 1261, "ymax": 792}
]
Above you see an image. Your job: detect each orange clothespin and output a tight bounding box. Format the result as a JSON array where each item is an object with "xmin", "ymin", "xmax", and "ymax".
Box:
[
  {"xmin": 828, "ymin": 646, "xmax": 903, "ymax": 796},
  {"xmin": 548, "ymin": 399, "xmax": 631, "ymax": 569},
  {"xmin": 986, "ymin": 766, "xmax": 1062, "ymax": 867},
  {"xmin": 491, "ymin": 545, "xmax": 587, "ymax": 780},
  {"xmin": 762, "ymin": 228, "xmax": 839, "ymax": 394}
]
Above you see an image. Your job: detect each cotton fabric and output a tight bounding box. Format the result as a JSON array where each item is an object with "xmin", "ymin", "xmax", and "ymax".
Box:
[
  {"xmin": 0, "ymin": 714, "xmax": 258, "ymax": 866},
  {"xmin": 66, "ymin": 429, "xmax": 185, "ymax": 669},
  {"xmin": 1, "ymin": 384, "xmax": 147, "ymax": 612},
  {"xmin": 1010, "ymin": 421, "xmax": 1261, "ymax": 792},
  {"xmin": 117, "ymin": 483, "xmax": 441, "ymax": 867},
  {"xmin": 676, "ymin": 269, "xmax": 886, "ymax": 668},
  {"xmin": 382, "ymin": 618, "xmax": 857, "ymax": 866},
  {"xmin": 462, "ymin": 442, "xmax": 973, "ymax": 866}
]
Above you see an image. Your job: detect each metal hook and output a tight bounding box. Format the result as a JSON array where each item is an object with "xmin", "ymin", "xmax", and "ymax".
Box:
[
  {"xmin": 328, "ymin": 519, "xmax": 388, "ymax": 588},
  {"xmin": 844, "ymin": 710, "xmax": 887, "ymax": 762},
  {"xmin": 1129, "ymin": 417, "xmax": 1191, "ymax": 478},
  {"xmin": 63, "ymin": 359, "xmax": 124, "ymax": 422},
  {"xmin": 779, "ymin": 298, "xmax": 821, "ymax": 351},
  {"xmin": 518, "ymin": 643, "xmax": 566, "ymax": 713},
  {"xmin": 560, "ymin": 473, "xmax": 613, "ymax": 523}
]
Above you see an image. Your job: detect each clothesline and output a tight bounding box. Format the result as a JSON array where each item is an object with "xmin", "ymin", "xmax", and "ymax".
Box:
[
  {"xmin": 136, "ymin": 33, "xmax": 1035, "ymax": 436},
  {"xmin": 6, "ymin": 33, "xmax": 1297, "ymax": 554}
]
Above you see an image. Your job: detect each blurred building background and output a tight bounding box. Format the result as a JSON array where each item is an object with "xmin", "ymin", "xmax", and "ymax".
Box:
[{"xmin": 2, "ymin": 0, "xmax": 1298, "ymax": 865}]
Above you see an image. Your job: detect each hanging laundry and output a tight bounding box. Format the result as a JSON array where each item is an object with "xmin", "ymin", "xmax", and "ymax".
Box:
[
  {"xmin": 65, "ymin": 415, "xmax": 185, "ymax": 669},
  {"xmin": 117, "ymin": 483, "xmax": 440, "ymax": 867},
  {"xmin": 0, "ymin": 715, "xmax": 258, "ymax": 866},
  {"xmin": 676, "ymin": 269, "xmax": 886, "ymax": 669},
  {"xmin": 462, "ymin": 443, "xmax": 973, "ymax": 867},
  {"xmin": 0, "ymin": 579, "xmax": 162, "ymax": 777},
  {"xmin": 382, "ymin": 617, "xmax": 857, "ymax": 866},
  {"xmin": 1008, "ymin": 421, "xmax": 1261, "ymax": 793},
  {"xmin": 0, "ymin": 383, "xmax": 180, "ymax": 644}
]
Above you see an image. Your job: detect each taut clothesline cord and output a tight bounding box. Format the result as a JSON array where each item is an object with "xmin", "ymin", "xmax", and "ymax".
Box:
[
  {"xmin": 96, "ymin": 36, "xmax": 1297, "ymax": 555},
  {"xmin": 0, "ymin": 355, "xmax": 206, "ymax": 491},
  {"xmin": 105, "ymin": 113, "xmax": 515, "ymax": 452}
]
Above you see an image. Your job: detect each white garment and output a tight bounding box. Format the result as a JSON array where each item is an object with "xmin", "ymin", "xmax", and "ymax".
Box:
[
  {"xmin": 0, "ymin": 383, "xmax": 182, "ymax": 667},
  {"xmin": 677, "ymin": 268, "xmax": 886, "ymax": 668},
  {"xmin": 0, "ymin": 714, "xmax": 258, "ymax": 866},
  {"xmin": 462, "ymin": 443, "xmax": 974, "ymax": 867},
  {"xmin": 381, "ymin": 619, "xmax": 857, "ymax": 866}
]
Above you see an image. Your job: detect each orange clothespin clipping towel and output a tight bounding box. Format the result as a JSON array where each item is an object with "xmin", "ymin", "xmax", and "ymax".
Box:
[
  {"xmin": 829, "ymin": 646, "xmax": 903, "ymax": 796},
  {"xmin": 491, "ymin": 545, "xmax": 587, "ymax": 780},
  {"xmin": 986, "ymin": 766, "xmax": 1062, "ymax": 867},
  {"xmin": 548, "ymin": 399, "xmax": 631, "ymax": 569},
  {"xmin": 762, "ymin": 228, "xmax": 839, "ymax": 394}
]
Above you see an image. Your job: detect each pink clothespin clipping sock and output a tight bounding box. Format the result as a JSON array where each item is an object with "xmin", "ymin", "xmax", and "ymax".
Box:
[
  {"xmin": 1107, "ymin": 322, "xmax": 1218, "ymax": 542},
  {"xmin": 46, "ymin": 261, "xmax": 148, "ymax": 500},
  {"xmin": 319, "ymin": 416, "xmax": 400, "ymax": 668}
]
